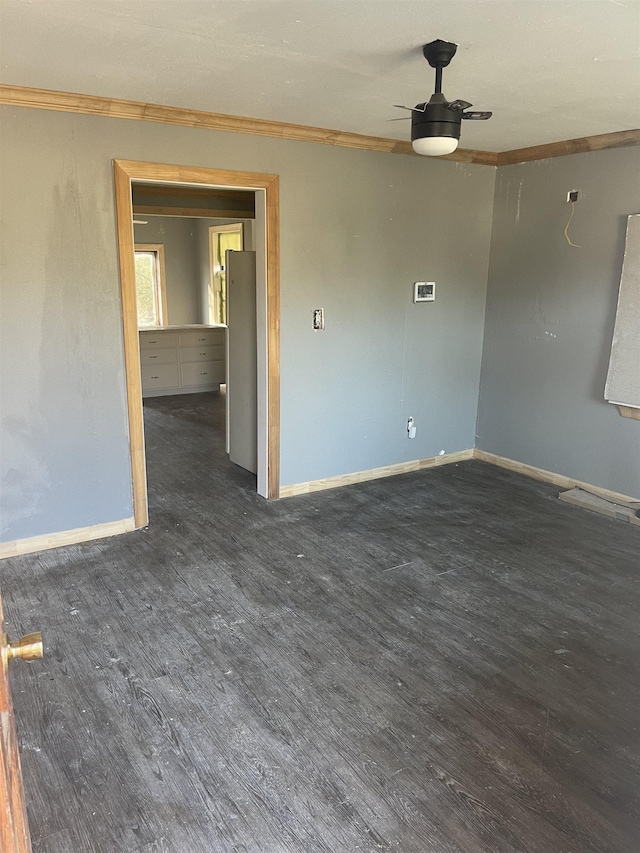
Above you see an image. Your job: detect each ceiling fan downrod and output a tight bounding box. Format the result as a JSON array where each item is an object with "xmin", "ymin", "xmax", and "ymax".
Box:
[{"xmin": 422, "ymin": 39, "xmax": 458, "ymax": 94}]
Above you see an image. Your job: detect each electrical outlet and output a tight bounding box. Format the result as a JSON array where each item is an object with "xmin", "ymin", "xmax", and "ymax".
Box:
[
  {"xmin": 313, "ymin": 308, "xmax": 324, "ymax": 330},
  {"xmin": 566, "ymin": 190, "xmax": 579, "ymax": 203},
  {"xmin": 407, "ymin": 417, "xmax": 417, "ymax": 439}
]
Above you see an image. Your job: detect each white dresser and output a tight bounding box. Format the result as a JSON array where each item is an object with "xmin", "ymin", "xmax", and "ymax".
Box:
[{"xmin": 139, "ymin": 325, "xmax": 226, "ymax": 397}]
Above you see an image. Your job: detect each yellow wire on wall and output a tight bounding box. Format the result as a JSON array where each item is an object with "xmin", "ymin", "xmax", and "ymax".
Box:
[{"xmin": 564, "ymin": 201, "xmax": 581, "ymax": 248}]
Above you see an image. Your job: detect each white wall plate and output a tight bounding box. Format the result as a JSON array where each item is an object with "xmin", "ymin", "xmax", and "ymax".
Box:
[{"xmin": 414, "ymin": 282, "xmax": 435, "ymax": 303}]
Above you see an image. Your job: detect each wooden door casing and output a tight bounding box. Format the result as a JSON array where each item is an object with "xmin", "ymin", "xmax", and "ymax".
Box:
[{"xmin": 0, "ymin": 594, "xmax": 32, "ymax": 853}]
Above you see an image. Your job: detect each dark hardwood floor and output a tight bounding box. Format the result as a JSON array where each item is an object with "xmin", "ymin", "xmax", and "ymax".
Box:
[{"xmin": 2, "ymin": 391, "xmax": 639, "ymax": 852}]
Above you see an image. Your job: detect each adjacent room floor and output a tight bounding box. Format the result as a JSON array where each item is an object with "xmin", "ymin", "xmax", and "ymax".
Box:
[{"xmin": 2, "ymin": 392, "xmax": 638, "ymax": 853}]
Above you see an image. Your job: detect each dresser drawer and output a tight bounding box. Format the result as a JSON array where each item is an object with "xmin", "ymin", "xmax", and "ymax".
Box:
[
  {"xmin": 180, "ymin": 345, "xmax": 224, "ymax": 364},
  {"xmin": 181, "ymin": 361, "xmax": 225, "ymax": 387},
  {"xmin": 139, "ymin": 348, "xmax": 178, "ymax": 365},
  {"xmin": 141, "ymin": 363, "xmax": 180, "ymax": 390},
  {"xmin": 139, "ymin": 332, "xmax": 179, "ymax": 350},
  {"xmin": 179, "ymin": 330, "xmax": 224, "ymax": 348}
]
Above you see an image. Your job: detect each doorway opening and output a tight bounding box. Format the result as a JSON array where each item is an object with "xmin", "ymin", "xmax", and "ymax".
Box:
[
  {"xmin": 114, "ymin": 160, "xmax": 280, "ymax": 529},
  {"xmin": 208, "ymin": 223, "xmax": 244, "ymax": 325}
]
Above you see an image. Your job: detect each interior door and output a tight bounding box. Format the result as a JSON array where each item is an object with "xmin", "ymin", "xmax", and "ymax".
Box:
[
  {"xmin": 226, "ymin": 250, "xmax": 258, "ymax": 474},
  {"xmin": 1, "ymin": 593, "xmax": 42, "ymax": 853}
]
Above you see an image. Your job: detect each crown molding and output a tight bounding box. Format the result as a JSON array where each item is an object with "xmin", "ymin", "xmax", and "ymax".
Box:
[
  {"xmin": 1, "ymin": 85, "xmax": 638, "ymax": 167},
  {"xmin": 0, "ymin": 84, "xmax": 496, "ymax": 165},
  {"xmin": 496, "ymin": 129, "xmax": 640, "ymax": 166}
]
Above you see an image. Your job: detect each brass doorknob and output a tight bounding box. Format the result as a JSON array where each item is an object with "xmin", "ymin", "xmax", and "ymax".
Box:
[{"xmin": 4, "ymin": 632, "xmax": 43, "ymax": 661}]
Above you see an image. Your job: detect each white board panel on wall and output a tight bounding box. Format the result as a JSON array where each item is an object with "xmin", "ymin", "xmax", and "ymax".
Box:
[
  {"xmin": 605, "ymin": 214, "xmax": 640, "ymax": 408},
  {"xmin": 227, "ymin": 251, "xmax": 258, "ymax": 476}
]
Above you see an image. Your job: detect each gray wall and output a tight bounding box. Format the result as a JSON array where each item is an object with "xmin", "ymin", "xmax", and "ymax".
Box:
[
  {"xmin": 0, "ymin": 106, "xmax": 494, "ymax": 542},
  {"xmin": 194, "ymin": 219, "xmax": 210, "ymax": 324},
  {"xmin": 133, "ymin": 216, "xmax": 200, "ymax": 325},
  {"xmin": 477, "ymin": 147, "xmax": 640, "ymax": 497},
  {"xmin": 280, "ymin": 153, "xmax": 494, "ymax": 484}
]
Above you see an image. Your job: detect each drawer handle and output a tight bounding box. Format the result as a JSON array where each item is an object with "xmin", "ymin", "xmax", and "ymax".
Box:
[
  {"xmin": 150, "ymin": 355, "xmax": 158, "ymax": 359},
  {"xmin": 200, "ymin": 372, "xmax": 208, "ymax": 376},
  {"xmin": 151, "ymin": 376, "xmax": 159, "ymax": 379},
  {"xmin": 3, "ymin": 631, "xmax": 44, "ymax": 662}
]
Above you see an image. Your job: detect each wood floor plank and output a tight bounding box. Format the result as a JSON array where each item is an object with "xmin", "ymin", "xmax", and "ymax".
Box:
[{"xmin": 1, "ymin": 391, "xmax": 638, "ymax": 852}]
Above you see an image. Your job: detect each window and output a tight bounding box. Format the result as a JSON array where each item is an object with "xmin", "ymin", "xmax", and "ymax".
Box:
[
  {"xmin": 208, "ymin": 224, "xmax": 244, "ymax": 325},
  {"xmin": 134, "ymin": 244, "xmax": 167, "ymax": 327}
]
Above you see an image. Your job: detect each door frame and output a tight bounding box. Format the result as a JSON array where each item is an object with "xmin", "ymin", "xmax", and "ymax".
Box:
[{"xmin": 113, "ymin": 159, "xmax": 280, "ymax": 528}]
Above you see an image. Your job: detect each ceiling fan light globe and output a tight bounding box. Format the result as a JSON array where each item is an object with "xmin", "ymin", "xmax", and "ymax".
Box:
[{"xmin": 412, "ymin": 136, "xmax": 459, "ymax": 156}]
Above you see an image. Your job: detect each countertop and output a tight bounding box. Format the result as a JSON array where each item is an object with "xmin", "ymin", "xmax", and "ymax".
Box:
[{"xmin": 138, "ymin": 324, "xmax": 227, "ymax": 331}]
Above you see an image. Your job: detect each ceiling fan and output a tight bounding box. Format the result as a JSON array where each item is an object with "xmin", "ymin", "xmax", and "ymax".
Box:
[{"xmin": 393, "ymin": 39, "xmax": 492, "ymax": 156}]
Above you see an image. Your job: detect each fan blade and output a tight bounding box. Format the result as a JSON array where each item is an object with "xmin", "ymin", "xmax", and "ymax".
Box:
[
  {"xmin": 448, "ymin": 99, "xmax": 473, "ymax": 112},
  {"xmin": 461, "ymin": 111, "xmax": 492, "ymax": 120},
  {"xmin": 394, "ymin": 102, "xmax": 429, "ymax": 113}
]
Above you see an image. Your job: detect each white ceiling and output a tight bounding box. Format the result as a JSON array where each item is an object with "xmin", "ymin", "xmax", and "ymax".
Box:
[{"xmin": 1, "ymin": 0, "xmax": 639, "ymax": 152}]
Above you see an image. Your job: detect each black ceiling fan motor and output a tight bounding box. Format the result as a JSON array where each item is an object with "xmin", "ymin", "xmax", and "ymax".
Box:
[{"xmin": 411, "ymin": 95, "xmax": 463, "ymax": 143}]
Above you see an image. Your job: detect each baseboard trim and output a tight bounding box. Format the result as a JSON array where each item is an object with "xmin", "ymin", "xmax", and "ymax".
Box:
[
  {"xmin": 0, "ymin": 517, "xmax": 137, "ymax": 560},
  {"xmin": 473, "ymin": 450, "xmax": 640, "ymax": 504},
  {"xmin": 4, "ymin": 452, "xmax": 634, "ymax": 555},
  {"xmin": 279, "ymin": 449, "xmax": 474, "ymax": 498}
]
